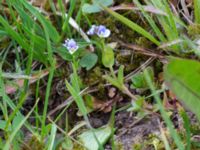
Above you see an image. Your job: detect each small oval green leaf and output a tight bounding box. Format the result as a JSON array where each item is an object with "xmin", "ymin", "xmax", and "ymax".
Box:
[
  {"xmin": 82, "ymin": 0, "xmax": 113, "ymax": 14},
  {"xmin": 102, "ymin": 46, "xmax": 114, "ymax": 68},
  {"xmin": 80, "ymin": 53, "xmax": 98, "ymax": 70}
]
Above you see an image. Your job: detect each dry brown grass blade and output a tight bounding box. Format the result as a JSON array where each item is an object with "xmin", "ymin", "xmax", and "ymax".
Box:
[
  {"xmin": 158, "ymin": 39, "xmax": 183, "ymax": 49},
  {"xmin": 118, "ymin": 40, "xmax": 165, "ymax": 59},
  {"xmin": 111, "ymin": 4, "xmax": 167, "ymax": 16}
]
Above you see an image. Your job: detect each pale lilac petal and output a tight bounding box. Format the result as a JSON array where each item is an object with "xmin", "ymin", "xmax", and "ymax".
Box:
[
  {"xmin": 96, "ymin": 25, "xmax": 111, "ymax": 38},
  {"xmin": 63, "ymin": 39, "xmax": 79, "ymax": 54},
  {"xmin": 87, "ymin": 25, "xmax": 97, "ymax": 35}
]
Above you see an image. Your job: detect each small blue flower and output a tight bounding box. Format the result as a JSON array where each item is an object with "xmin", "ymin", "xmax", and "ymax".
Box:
[
  {"xmin": 87, "ymin": 25, "xmax": 111, "ymax": 38},
  {"xmin": 63, "ymin": 39, "xmax": 79, "ymax": 54},
  {"xmin": 96, "ymin": 25, "xmax": 111, "ymax": 38}
]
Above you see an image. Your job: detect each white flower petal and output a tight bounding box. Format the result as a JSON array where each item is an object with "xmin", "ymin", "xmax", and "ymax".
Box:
[
  {"xmin": 103, "ymin": 29, "xmax": 111, "ymax": 38},
  {"xmin": 97, "ymin": 29, "xmax": 111, "ymax": 38},
  {"xmin": 87, "ymin": 25, "xmax": 97, "ymax": 35}
]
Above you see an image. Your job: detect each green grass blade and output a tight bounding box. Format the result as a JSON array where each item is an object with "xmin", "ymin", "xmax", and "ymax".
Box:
[
  {"xmin": 0, "ymin": 16, "xmax": 29, "ymax": 49},
  {"xmin": 65, "ymin": 79, "xmax": 104, "ymax": 150},
  {"xmin": 11, "ymin": 4, "xmax": 42, "ymax": 32},
  {"xmin": 0, "ymin": 15, "xmax": 48, "ymax": 64},
  {"xmin": 103, "ymin": 7, "xmax": 160, "ymax": 46},
  {"xmin": 179, "ymin": 108, "xmax": 191, "ymax": 150},
  {"xmin": 16, "ymin": 0, "xmax": 60, "ymax": 43},
  {"xmin": 149, "ymin": 0, "xmax": 178, "ymax": 41},
  {"xmin": 65, "ymin": 80, "xmax": 87, "ymax": 116},
  {"xmin": 40, "ymin": 29, "xmax": 55, "ymax": 138},
  {"xmin": 134, "ymin": 0, "xmax": 166, "ymax": 42},
  {"xmin": 162, "ymin": 0, "xmax": 179, "ymax": 38},
  {"xmin": 3, "ymin": 99, "xmax": 39, "ymax": 150},
  {"xmin": 47, "ymin": 124, "xmax": 57, "ymax": 150},
  {"xmin": 143, "ymin": 69, "xmax": 184, "ymax": 150},
  {"xmin": 146, "ymin": 0, "xmax": 181, "ymax": 51},
  {"xmin": 61, "ymin": 0, "xmax": 76, "ymax": 38},
  {"xmin": 194, "ymin": 0, "xmax": 200, "ymax": 24},
  {"xmin": 0, "ymin": 68, "xmax": 34, "ymax": 135}
]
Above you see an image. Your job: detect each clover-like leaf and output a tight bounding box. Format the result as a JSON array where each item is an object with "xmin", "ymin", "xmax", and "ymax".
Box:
[
  {"xmin": 82, "ymin": 0, "xmax": 113, "ymax": 14},
  {"xmin": 80, "ymin": 53, "xmax": 98, "ymax": 70},
  {"xmin": 78, "ymin": 125, "xmax": 112, "ymax": 150}
]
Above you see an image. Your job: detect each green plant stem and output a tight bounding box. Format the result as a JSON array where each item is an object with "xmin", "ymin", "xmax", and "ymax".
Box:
[
  {"xmin": 109, "ymin": 66, "xmax": 137, "ymax": 101},
  {"xmin": 109, "ymin": 66, "xmax": 117, "ymax": 79},
  {"xmin": 122, "ymin": 85, "xmax": 137, "ymax": 101}
]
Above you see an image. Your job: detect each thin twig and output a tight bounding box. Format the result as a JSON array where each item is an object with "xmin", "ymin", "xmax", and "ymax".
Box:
[
  {"xmin": 125, "ymin": 57, "xmax": 155, "ymax": 81},
  {"xmin": 118, "ymin": 40, "xmax": 165, "ymax": 59}
]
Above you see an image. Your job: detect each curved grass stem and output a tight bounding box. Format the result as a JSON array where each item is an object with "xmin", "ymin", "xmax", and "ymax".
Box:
[{"xmin": 122, "ymin": 85, "xmax": 137, "ymax": 101}]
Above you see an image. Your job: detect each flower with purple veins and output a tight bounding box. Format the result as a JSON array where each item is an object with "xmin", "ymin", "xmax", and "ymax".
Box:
[
  {"xmin": 63, "ymin": 39, "xmax": 79, "ymax": 54},
  {"xmin": 87, "ymin": 25, "xmax": 111, "ymax": 38},
  {"xmin": 96, "ymin": 25, "xmax": 111, "ymax": 38}
]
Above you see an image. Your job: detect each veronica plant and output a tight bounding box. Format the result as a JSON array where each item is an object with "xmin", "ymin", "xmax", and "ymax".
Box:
[
  {"xmin": 87, "ymin": 25, "xmax": 114, "ymax": 68},
  {"xmin": 63, "ymin": 39, "xmax": 79, "ymax": 55},
  {"xmin": 87, "ymin": 25, "xmax": 111, "ymax": 38},
  {"xmin": 63, "ymin": 39, "xmax": 88, "ymax": 116},
  {"xmin": 63, "ymin": 39, "xmax": 104, "ymax": 149},
  {"xmin": 87, "ymin": 25, "xmax": 137, "ymax": 101}
]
